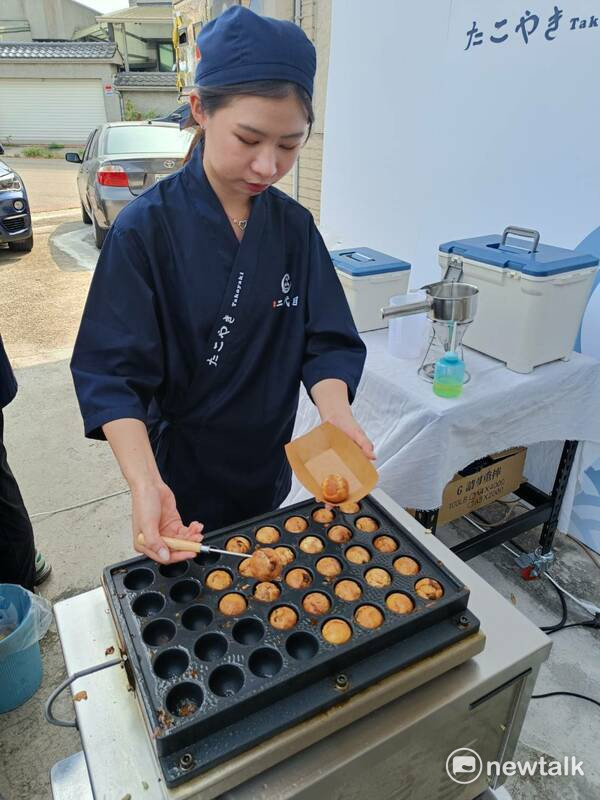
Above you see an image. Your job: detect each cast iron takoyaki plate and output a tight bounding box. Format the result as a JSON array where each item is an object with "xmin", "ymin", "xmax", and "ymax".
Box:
[{"xmin": 103, "ymin": 494, "xmax": 480, "ymax": 787}]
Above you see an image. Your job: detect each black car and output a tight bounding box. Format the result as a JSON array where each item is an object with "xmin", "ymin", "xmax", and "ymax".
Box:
[
  {"xmin": 152, "ymin": 103, "xmax": 191, "ymax": 126},
  {"xmin": 0, "ymin": 144, "xmax": 33, "ymax": 252}
]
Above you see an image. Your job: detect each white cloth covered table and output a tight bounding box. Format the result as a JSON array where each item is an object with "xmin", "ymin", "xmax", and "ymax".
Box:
[{"xmin": 284, "ymin": 330, "xmax": 600, "ymax": 532}]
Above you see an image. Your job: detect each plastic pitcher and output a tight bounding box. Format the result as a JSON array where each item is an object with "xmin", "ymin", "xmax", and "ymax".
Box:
[{"xmin": 387, "ymin": 292, "xmax": 428, "ymax": 359}]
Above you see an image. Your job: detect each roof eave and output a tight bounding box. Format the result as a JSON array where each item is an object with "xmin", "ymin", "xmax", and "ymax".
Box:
[
  {"xmin": 115, "ymin": 85, "xmax": 177, "ymax": 91},
  {"xmin": 96, "ymin": 13, "xmax": 172, "ymax": 24},
  {"xmin": 0, "ymin": 57, "xmax": 122, "ymax": 64}
]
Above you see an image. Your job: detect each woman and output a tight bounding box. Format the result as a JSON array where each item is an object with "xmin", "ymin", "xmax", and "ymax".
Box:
[
  {"xmin": 0, "ymin": 334, "xmax": 51, "ymax": 588},
  {"xmin": 71, "ymin": 7, "xmax": 373, "ymax": 565}
]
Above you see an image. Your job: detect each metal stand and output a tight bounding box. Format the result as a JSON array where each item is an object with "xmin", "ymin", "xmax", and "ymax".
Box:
[
  {"xmin": 418, "ymin": 441, "xmax": 578, "ymax": 562},
  {"xmin": 418, "ymin": 324, "xmax": 472, "ymax": 384},
  {"xmin": 415, "ymin": 508, "xmax": 439, "ymax": 531}
]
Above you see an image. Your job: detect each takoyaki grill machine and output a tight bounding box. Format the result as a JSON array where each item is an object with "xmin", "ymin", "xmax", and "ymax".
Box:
[{"xmin": 51, "ymin": 490, "xmax": 552, "ymax": 800}]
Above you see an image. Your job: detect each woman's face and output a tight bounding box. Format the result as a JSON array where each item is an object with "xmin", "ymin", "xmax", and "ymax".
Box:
[{"xmin": 190, "ymin": 92, "xmax": 308, "ymax": 198}]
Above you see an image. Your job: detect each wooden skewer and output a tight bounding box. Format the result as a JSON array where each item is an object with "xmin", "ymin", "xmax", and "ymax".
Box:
[
  {"xmin": 137, "ymin": 534, "xmax": 201, "ymax": 553},
  {"xmin": 136, "ymin": 534, "xmax": 247, "ymax": 559}
]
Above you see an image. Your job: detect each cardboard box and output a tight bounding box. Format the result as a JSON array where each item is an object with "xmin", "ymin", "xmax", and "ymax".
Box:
[
  {"xmin": 410, "ymin": 447, "xmax": 526, "ymax": 526},
  {"xmin": 285, "ymin": 422, "xmax": 378, "ymax": 503}
]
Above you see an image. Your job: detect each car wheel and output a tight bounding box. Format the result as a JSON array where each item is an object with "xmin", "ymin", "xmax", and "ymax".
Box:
[
  {"xmin": 81, "ymin": 202, "xmax": 92, "ymax": 225},
  {"xmin": 8, "ymin": 234, "xmax": 33, "ymax": 252},
  {"xmin": 92, "ymin": 215, "xmax": 107, "ymax": 249}
]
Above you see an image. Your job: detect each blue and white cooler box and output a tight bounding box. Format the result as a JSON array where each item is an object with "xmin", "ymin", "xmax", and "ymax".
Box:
[
  {"xmin": 330, "ymin": 247, "xmax": 411, "ymax": 333},
  {"xmin": 439, "ymin": 231, "xmax": 599, "ymax": 373}
]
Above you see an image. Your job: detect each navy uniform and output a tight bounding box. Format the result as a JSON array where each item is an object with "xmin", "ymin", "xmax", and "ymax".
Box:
[
  {"xmin": 70, "ymin": 7, "xmax": 366, "ymax": 532},
  {"xmin": 0, "ymin": 336, "xmax": 36, "ymax": 589}
]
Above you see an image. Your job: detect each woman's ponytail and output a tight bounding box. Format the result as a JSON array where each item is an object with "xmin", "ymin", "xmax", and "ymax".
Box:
[{"xmin": 183, "ymin": 127, "xmax": 204, "ymax": 165}]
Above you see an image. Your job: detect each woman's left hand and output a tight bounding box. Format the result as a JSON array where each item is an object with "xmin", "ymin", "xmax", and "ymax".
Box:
[
  {"xmin": 310, "ymin": 378, "xmax": 375, "ymax": 461},
  {"xmin": 322, "ymin": 408, "xmax": 376, "ymax": 461}
]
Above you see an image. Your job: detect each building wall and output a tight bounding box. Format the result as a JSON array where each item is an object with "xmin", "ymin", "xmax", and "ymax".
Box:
[
  {"xmin": 118, "ymin": 88, "xmax": 179, "ymax": 116},
  {"xmin": 268, "ymin": 0, "xmax": 330, "ymax": 223},
  {"xmin": 296, "ymin": 0, "xmax": 329, "ymax": 223},
  {"xmin": 113, "ymin": 22, "xmax": 174, "ymax": 70},
  {"xmin": 0, "ymin": 62, "xmax": 122, "ymax": 122},
  {"xmin": 0, "ymin": 0, "xmax": 97, "ymax": 40},
  {"xmin": 0, "ymin": 0, "xmax": 29, "ymax": 40},
  {"xmin": 23, "ymin": 0, "xmax": 96, "ymax": 39}
]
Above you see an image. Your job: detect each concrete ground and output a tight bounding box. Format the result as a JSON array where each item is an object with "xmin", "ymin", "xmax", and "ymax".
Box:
[{"xmin": 0, "ymin": 161, "xmax": 598, "ymax": 799}]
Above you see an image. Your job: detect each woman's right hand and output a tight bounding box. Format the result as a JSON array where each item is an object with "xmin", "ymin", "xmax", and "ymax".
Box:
[{"xmin": 132, "ymin": 479, "xmax": 204, "ymax": 564}]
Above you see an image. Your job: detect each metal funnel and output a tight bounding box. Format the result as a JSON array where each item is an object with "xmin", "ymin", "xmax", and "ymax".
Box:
[{"xmin": 382, "ymin": 281, "xmax": 479, "ymax": 324}]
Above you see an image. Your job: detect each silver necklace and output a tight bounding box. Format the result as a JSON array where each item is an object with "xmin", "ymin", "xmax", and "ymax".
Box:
[{"xmin": 230, "ymin": 217, "xmax": 248, "ymax": 231}]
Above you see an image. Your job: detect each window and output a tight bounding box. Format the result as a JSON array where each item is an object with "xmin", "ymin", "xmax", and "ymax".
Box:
[
  {"xmin": 89, "ymin": 131, "xmax": 99, "ymax": 159},
  {"xmin": 157, "ymin": 41, "xmax": 175, "ymax": 72},
  {"xmin": 104, "ymin": 125, "xmax": 193, "ymax": 156},
  {"xmin": 82, "ymin": 129, "xmax": 96, "ymax": 161}
]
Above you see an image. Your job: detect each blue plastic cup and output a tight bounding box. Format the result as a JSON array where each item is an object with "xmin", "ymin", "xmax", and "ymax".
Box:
[{"xmin": 0, "ymin": 584, "xmax": 43, "ymax": 713}]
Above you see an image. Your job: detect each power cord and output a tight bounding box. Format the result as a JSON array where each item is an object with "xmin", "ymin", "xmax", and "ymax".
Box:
[
  {"xmin": 530, "ymin": 691, "xmax": 600, "ymax": 710},
  {"xmin": 503, "ymin": 540, "xmax": 600, "ymax": 710},
  {"xmin": 566, "ymin": 533, "xmax": 600, "ymax": 571},
  {"xmin": 543, "ymin": 616, "xmax": 600, "ymax": 635},
  {"xmin": 462, "ymin": 504, "xmax": 600, "ymax": 712},
  {"xmin": 538, "ymin": 576, "xmax": 568, "ymax": 633}
]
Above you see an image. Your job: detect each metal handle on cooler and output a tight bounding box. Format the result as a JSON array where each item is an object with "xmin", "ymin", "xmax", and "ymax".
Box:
[{"xmin": 501, "ymin": 226, "xmax": 540, "ymax": 252}]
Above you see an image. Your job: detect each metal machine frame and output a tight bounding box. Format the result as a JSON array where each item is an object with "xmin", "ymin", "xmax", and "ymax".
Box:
[
  {"xmin": 50, "ymin": 491, "xmax": 552, "ymax": 800},
  {"xmin": 415, "ymin": 440, "xmax": 578, "ymax": 564}
]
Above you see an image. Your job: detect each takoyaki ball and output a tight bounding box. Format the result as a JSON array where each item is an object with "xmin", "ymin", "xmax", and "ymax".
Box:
[
  {"xmin": 285, "ymin": 568, "xmax": 312, "ymax": 589},
  {"xmin": 218, "ymin": 593, "xmax": 247, "ymax": 616},
  {"xmin": 328, "ymin": 525, "xmax": 352, "ymax": 544},
  {"xmin": 254, "ymin": 581, "xmax": 281, "ymax": 602},
  {"xmin": 393, "ymin": 556, "xmax": 420, "ymax": 576},
  {"xmin": 354, "ymin": 605, "xmax": 384, "ymax": 629},
  {"xmin": 373, "ymin": 535, "xmax": 397, "ymax": 553},
  {"xmin": 274, "ymin": 546, "xmax": 295, "ymax": 565},
  {"xmin": 284, "ymin": 516, "xmax": 308, "ymax": 533},
  {"xmin": 302, "ymin": 592, "xmax": 331, "ymax": 615},
  {"xmin": 355, "ymin": 516, "xmax": 379, "ymax": 533},
  {"xmin": 299, "ymin": 535, "xmax": 324, "ymax": 554},
  {"xmin": 365, "ymin": 568, "xmax": 391, "ymax": 588},
  {"xmin": 415, "ymin": 578, "xmax": 444, "ymax": 601},
  {"xmin": 239, "ymin": 557, "xmax": 253, "ymax": 577},
  {"xmin": 255, "ymin": 525, "xmax": 280, "ymax": 544},
  {"xmin": 345, "ymin": 545, "xmax": 371, "ymax": 564},
  {"xmin": 312, "ymin": 508, "xmax": 335, "ymax": 524},
  {"xmin": 321, "ymin": 474, "xmax": 349, "ymax": 504},
  {"xmin": 386, "ymin": 593, "xmax": 414, "ymax": 615},
  {"xmin": 316, "ymin": 557, "xmax": 343, "ymax": 578},
  {"xmin": 322, "ymin": 619, "xmax": 352, "ymax": 645},
  {"xmin": 248, "ymin": 548, "xmax": 282, "ymax": 581},
  {"xmin": 334, "ymin": 579, "xmax": 362, "ymax": 602},
  {"xmin": 339, "ymin": 501, "xmax": 360, "ymax": 514},
  {"xmin": 269, "ymin": 606, "xmax": 298, "ymax": 630},
  {"xmin": 226, "ymin": 536, "xmax": 252, "ymax": 554},
  {"xmin": 205, "ymin": 569, "xmax": 232, "ymax": 590}
]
